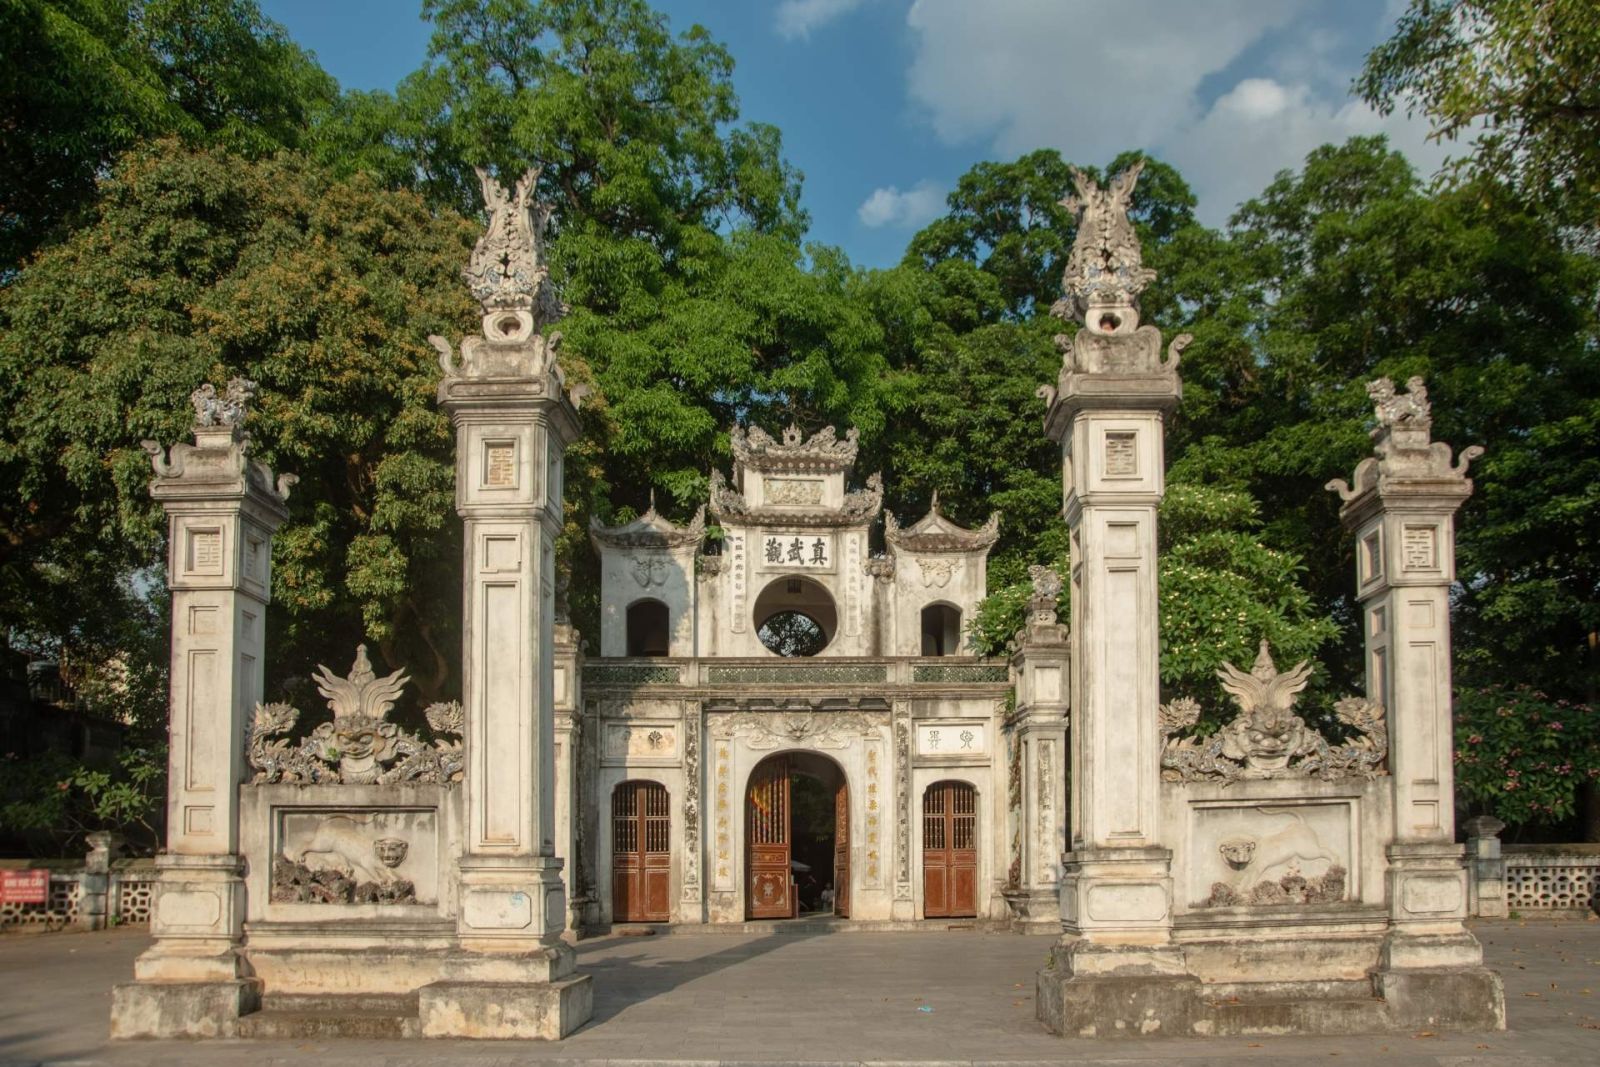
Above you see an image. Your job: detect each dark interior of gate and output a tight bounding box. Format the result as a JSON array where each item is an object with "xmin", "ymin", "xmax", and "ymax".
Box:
[{"xmin": 747, "ymin": 751, "xmax": 848, "ymax": 920}]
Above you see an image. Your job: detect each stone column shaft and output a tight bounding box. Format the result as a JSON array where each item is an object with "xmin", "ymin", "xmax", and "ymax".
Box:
[{"xmin": 113, "ymin": 388, "xmax": 292, "ymax": 1037}]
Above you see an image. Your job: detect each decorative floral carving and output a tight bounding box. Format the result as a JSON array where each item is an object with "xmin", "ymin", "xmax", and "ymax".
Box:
[
  {"xmin": 1200, "ymin": 865, "xmax": 1346, "ymax": 908},
  {"xmin": 191, "ymin": 377, "xmax": 256, "ymax": 428},
  {"xmin": 464, "ymin": 166, "xmax": 564, "ymax": 325},
  {"xmin": 1327, "ymin": 376, "xmax": 1484, "ymax": 503},
  {"xmin": 1160, "ymin": 641, "xmax": 1387, "ymax": 783},
  {"xmin": 709, "ymin": 468, "xmax": 882, "ymax": 526},
  {"xmin": 248, "ymin": 645, "xmax": 464, "ymax": 785},
  {"xmin": 916, "ymin": 557, "xmax": 958, "ymax": 588},
  {"xmin": 1053, "ymin": 161, "xmax": 1157, "ymax": 324}
]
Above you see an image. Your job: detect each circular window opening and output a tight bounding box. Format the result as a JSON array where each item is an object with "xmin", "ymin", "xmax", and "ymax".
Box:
[{"xmin": 753, "ymin": 575, "xmax": 838, "ymax": 657}]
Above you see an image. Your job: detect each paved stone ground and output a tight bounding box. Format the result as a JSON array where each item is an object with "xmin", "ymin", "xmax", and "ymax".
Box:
[{"xmin": 2, "ymin": 919, "xmax": 1598, "ymax": 1065}]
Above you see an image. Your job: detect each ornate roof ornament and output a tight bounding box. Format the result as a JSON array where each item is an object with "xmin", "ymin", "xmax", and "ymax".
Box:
[
  {"xmin": 1326, "ymin": 375, "xmax": 1484, "ymax": 504},
  {"xmin": 884, "ymin": 491, "xmax": 1000, "ymax": 554},
  {"xmin": 430, "ymin": 165, "xmax": 588, "ymax": 409},
  {"xmin": 589, "ymin": 493, "xmax": 707, "ymax": 550},
  {"xmin": 247, "ymin": 644, "xmax": 464, "ymax": 785},
  {"xmin": 142, "ymin": 377, "xmax": 297, "ymax": 504},
  {"xmin": 464, "ymin": 166, "xmax": 565, "ymax": 327},
  {"xmin": 1160, "ymin": 640, "xmax": 1388, "ymax": 784},
  {"xmin": 708, "ymin": 467, "xmax": 883, "ymax": 528},
  {"xmin": 1053, "ymin": 161, "xmax": 1158, "ymax": 331},
  {"xmin": 191, "ymin": 377, "xmax": 257, "ymax": 429},
  {"xmin": 731, "ymin": 424, "xmax": 859, "ymax": 474},
  {"xmin": 1035, "ymin": 160, "xmax": 1189, "ymax": 388}
]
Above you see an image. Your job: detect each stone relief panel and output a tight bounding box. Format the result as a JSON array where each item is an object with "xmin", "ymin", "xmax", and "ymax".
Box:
[
  {"xmin": 916, "ymin": 722, "xmax": 986, "ymax": 756},
  {"xmin": 711, "ymin": 710, "xmax": 885, "ymax": 751},
  {"xmin": 764, "ymin": 477, "xmax": 824, "ymax": 506},
  {"xmin": 603, "ymin": 722, "xmax": 680, "ymax": 761},
  {"xmin": 1187, "ymin": 802, "xmax": 1353, "ymax": 909},
  {"xmin": 271, "ymin": 809, "xmax": 437, "ymax": 905},
  {"xmin": 916, "ymin": 557, "xmax": 958, "ymax": 589}
]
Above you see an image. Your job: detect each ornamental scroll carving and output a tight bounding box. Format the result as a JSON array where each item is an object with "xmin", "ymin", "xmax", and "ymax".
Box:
[
  {"xmin": 1160, "ymin": 640, "xmax": 1387, "ymax": 784},
  {"xmin": 191, "ymin": 377, "xmax": 256, "ymax": 428},
  {"xmin": 248, "ymin": 645, "xmax": 464, "ymax": 785}
]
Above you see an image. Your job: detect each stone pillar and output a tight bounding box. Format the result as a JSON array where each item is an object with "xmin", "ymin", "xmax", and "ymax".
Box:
[
  {"xmin": 1035, "ymin": 162, "xmax": 1199, "ymax": 1036},
  {"xmin": 81, "ymin": 831, "xmax": 123, "ymax": 931},
  {"xmin": 417, "ymin": 166, "xmax": 593, "ymax": 1039},
  {"xmin": 1004, "ymin": 567, "xmax": 1068, "ymax": 931},
  {"xmin": 112, "ymin": 380, "xmax": 292, "ymax": 1037},
  {"xmin": 1464, "ymin": 816, "xmax": 1507, "ymax": 919},
  {"xmin": 552, "ymin": 620, "xmax": 590, "ymax": 935},
  {"xmin": 1328, "ymin": 375, "xmax": 1503, "ymax": 1027}
]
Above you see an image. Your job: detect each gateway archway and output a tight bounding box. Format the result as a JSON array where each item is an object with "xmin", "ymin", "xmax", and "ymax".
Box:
[{"xmin": 746, "ymin": 751, "xmax": 849, "ymax": 919}]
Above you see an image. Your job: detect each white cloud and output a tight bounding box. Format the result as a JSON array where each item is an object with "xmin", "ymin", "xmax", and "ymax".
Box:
[
  {"xmin": 858, "ymin": 180, "xmax": 947, "ymax": 228},
  {"xmin": 1170, "ymin": 77, "xmax": 1452, "ymax": 222},
  {"xmin": 776, "ymin": 0, "xmax": 870, "ymax": 41},
  {"xmin": 899, "ymin": 0, "xmax": 1447, "ymax": 226}
]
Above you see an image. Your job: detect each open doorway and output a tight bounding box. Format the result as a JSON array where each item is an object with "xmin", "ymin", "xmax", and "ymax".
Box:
[{"xmin": 746, "ymin": 751, "xmax": 849, "ymax": 919}]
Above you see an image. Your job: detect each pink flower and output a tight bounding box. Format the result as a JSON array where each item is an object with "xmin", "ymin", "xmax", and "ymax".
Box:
[{"xmin": 1550, "ymin": 722, "xmax": 1563, "ymax": 731}]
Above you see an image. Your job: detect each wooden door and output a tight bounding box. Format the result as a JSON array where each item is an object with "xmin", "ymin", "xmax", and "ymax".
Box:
[
  {"xmin": 922, "ymin": 781, "xmax": 977, "ymax": 918},
  {"xmin": 612, "ymin": 781, "xmax": 671, "ymax": 922},
  {"xmin": 747, "ymin": 756, "xmax": 792, "ymax": 919},
  {"xmin": 832, "ymin": 777, "xmax": 850, "ymax": 917}
]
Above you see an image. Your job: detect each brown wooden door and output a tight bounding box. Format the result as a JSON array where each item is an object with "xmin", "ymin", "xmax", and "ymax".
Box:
[
  {"xmin": 747, "ymin": 756, "xmax": 792, "ymax": 918},
  {"xmin": 832, "ymin": 778, "xmax": 850, "ymax": 917},
  {"xmin": 612, "ymin": 781, "xmax": 671, "ymax": 922},
  {"xmin": 922, "ymin": 781, "xmax": 977, "ymax": 918}
]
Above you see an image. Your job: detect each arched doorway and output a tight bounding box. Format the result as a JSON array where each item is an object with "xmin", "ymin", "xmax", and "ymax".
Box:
[
  {"xmin": 752, "ymin": 575, "xmax": 837, "ymax": 656},
  {"xmin": 922, "ymin": 780, "xmax": 977, "ymax": 918},
  {"xmin": 746, "ymin": 752, "xmax": 849, "ymax": 919},
  {"xmin": 612, "ymin": 780, "xmax": 670, "ymax": 922}
]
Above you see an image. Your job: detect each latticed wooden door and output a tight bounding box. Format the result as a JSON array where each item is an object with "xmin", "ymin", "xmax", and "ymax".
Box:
[
  {"xmin": 922, "ymin": 780, "xmax": 977, "ymax": 918},
  {"xmin": 833, "ymin": 778, "xmax": 850, "ymax": 917},
  {"xmin": 612, "ymin": 780, "xmax": 671, "ymax": 922},
  {"xmin": 747, "ymin": 756, "xmax": 792, "ymax": 918}
]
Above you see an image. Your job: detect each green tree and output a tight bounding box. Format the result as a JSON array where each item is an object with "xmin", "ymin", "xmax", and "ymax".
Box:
[
  {"xmin": 0, "ymin": 0, "xmax": 336, "ymax": 267},
  {"xmin": 1172, "ymin": 137, "xmax": 1600, "ymax": 700},
  {"xmin": 0, "ymin": 140, "xmax": 478, "ymax": 701},
  {"xmin": 313, "ymin": 0, "xmax": 891, "ymax": 630},
  {"xmin": 1358, "ymin": 0, "xmax": 1600, "ymax": 225}
]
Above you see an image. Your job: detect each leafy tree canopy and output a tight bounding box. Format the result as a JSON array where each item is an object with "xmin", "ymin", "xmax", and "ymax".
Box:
[
  {"xmin": 0, "ymin": 0, "xmax": 336, "ymax": 267},
  {"xmin": 1358, "ymin": 0, "xmax": 1600, "ymax": 226}
]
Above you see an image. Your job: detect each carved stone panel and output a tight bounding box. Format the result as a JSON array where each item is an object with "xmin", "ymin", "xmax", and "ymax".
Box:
[
  {"xmin": 916, "ymin": 722, "xmax": 986, "ymax": 756},
  {"xmin": 603, "ymin": 722, "xmax": 679, "ymax": 762},
  {"xmin": 1186, "ymin": 801, "xmax": 1355, "ymax": 909},
  {"xmin": 272, "ymin": 808, "xmax": 438, "ymax": 906}
]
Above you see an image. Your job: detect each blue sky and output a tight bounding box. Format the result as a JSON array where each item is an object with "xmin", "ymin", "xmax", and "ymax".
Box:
[{"xmin": 259, "ymin": 0, "xmax": 1443, "ymax": 269}]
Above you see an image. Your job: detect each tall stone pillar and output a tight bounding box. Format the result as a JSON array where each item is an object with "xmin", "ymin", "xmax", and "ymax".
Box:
[
  {"xmin": 418, "ymin": 166, "xmax": 593, "ymax": 1039},
  {"xmin": 112, "ymin": 380, "xmax": 293, "ymax": 1038},
  {"xmin": 1004, "ymin": 566, "xmax": 1069, "ymax": 931},
  {"xmin": 552, "ymin": 619, "xmax": 591, "ymax": 934},
  {"xmin": 1328, "ymin": 377, "xmax": 1504, "ymax": 1024},
  {"xmin": 1036, "ymin": 163, "xmax": 1198, "ymax": 1035}
]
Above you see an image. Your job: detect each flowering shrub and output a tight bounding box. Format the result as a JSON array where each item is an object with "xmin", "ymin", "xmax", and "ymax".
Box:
[{"xmin": 1454, "ymin": 685, "xmax": 1600, "ymax": 826}]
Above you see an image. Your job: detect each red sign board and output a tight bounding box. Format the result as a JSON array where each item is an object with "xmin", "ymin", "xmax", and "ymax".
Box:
[{"xmin": 0, "ymin": 869, "xmax": 49, "ymax": 904}]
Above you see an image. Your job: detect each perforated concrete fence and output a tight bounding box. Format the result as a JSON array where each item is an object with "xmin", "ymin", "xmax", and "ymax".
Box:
[
  {"xmin": 0, "ymin": 861, "xmax": 157, "ymax": 932},
  {"xmin": 1504, "ymin": 847, "xmax": 1600, "ymax": 914}
]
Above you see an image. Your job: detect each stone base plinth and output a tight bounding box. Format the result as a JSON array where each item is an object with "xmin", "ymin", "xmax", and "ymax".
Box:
[
  {"xmin": 1002, "ymin": 887, "xmax": 1060, "ymax": 932},
  {"xmin": 110, "ymin": 979, "xmax": 261, "ymax": 1039},
  {"xmin": 1377, "ymin": 966, "xmax": 1506, "ymax": 1031},
  {"xmin": 418, "ymin": 976, "xmax": 593, "ymax": 1039}
]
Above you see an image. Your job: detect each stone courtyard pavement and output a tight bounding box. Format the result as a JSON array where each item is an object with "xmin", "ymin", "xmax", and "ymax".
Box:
[{"xmin": 2, "ymin": 920, "xmax": 1598, "ymax": 1066}]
